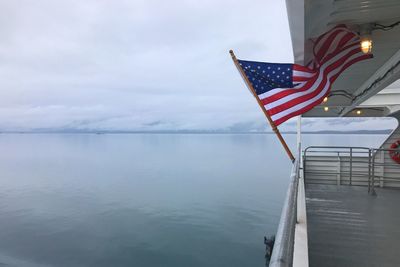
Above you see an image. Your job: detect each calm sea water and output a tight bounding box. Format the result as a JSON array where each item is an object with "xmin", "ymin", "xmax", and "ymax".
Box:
[{"xmin": 0, "ymin": 133, "xmax": 387, "ymax": 267}]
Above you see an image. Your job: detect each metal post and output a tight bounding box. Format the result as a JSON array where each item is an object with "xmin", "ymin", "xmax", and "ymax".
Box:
[
  {"xmin": 303, "ymin": 150, "xmax": 307, "ymax": 184},
  {"xmin": 349, "ymin": 147, "xmax": 353, "ymax": 185},
  {"xmin": 297, "ymin": 116, "xmax": 301, "ymax": 152},
  {"xmin": 337, "ymin": 152, "xmax": 341, "ymax": 186},
  {"xmin": 368, "ymin": 149, "xmax": 371, "ymax": 193},
  {"xmin": 371, "ymin": 149, "xmax": 377, "ymax": 196},
  {"xmin": 380, "ymin": 150, "xmax": 384, "ymax": 188}
]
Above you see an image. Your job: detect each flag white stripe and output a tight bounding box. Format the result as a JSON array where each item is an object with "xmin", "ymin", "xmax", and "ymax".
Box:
[
  {"xmin": 312, "ymin": 36, "xmax": 359, "ymax": 69},
  {"xmin": 313, "ymin": 28, "xmax": 342, "ymax": 55},
  {"xmin": 258, "ymin": 88, "xmax": 287, "ymax": 99},
  {"xmin": 314, "ymin": 26, "xmax": 352, "ymax": 56},
  {"xmin": 319, "ymin": 30, "xmax": 349, "ymax": 62},
  {"xmin": 293, "ymin": 70, "xmax": 314, "ymax": 78}
]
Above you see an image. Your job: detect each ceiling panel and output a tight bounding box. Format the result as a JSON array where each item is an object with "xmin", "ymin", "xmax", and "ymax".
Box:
[{"xmin": 301, "ymin": 0, "xmax": 400, "ymax": 117}]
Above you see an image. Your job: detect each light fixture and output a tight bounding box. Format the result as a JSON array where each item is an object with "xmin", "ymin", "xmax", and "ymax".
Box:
[
  {"xmin": 323, "ymin": 96, "xmax": 328, "ymax": 103},
  {"xmin": 356, "ymin": 110, "xmax": 362, "ymax": 115},
  {"xmin": 324, "ymin": 106, "xmax": 329, "ymax": 112},
  {"xmin": 359, "ymin": 24, "xmax": 373, "ymax": 54},
  {"xmin": 360, "ymin": 38, "xmax": 372, "ymax": 54}
]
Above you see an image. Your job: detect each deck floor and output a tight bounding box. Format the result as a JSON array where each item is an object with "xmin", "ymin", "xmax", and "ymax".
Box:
[{"xmin": 306, "ymin": 184, "xmax": 400, "ymax": 267}]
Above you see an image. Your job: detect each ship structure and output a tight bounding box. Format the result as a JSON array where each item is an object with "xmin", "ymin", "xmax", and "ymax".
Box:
[{"xmin": 270, "ymin": 1, "xmax": 400, "ymax": 266}]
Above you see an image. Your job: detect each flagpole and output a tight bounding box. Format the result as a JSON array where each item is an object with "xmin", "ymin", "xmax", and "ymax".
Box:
[{"xmin": 229, "ymin": 50, "xmax": 295, "ymax": 162}]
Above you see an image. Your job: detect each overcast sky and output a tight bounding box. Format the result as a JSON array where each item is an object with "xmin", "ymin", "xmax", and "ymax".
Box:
[{"xmin": 0, "ymin": 0, "xmax": 396, "ymax": 132}]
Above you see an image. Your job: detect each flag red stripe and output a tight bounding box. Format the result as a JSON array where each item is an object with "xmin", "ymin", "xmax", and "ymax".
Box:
[
  {"xmin": 313, "ymin": 25, "xmax": 345, "ymax": 53},
  {"xmin": 273, "ymin": 93, "xmax": 327, "ymax": 126},
  {"xmin": 336, "ymin": 32, "xmax": 356, "ymax": 51},
  {"xmin": 319, "ymin": 42, "xmax": 360, "ymax": 66},
  {"xmin": 311, "ymin": 25, "xmax": 352, "ymax": 69},
  {"xmin": 293, "ymin": 76, "xmax": 311, "ymax": 82},
  {"xmin": 315, "ymin": 29, "xmax": 345, "ymax": 62},
  {"xmin": 330, "ymin": 54, "xmax": 373, "ymax": 83}
]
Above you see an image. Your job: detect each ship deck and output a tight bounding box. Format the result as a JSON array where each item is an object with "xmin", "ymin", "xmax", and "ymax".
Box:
[{"xmin": 306, "ymin": 184, "xmax": 400, "ymax": 267}]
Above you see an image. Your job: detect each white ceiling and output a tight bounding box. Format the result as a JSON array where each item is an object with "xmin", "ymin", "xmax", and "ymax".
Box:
[{"xmin": 287, "ymin": 0, "xmax": 400, "ymax": 117}]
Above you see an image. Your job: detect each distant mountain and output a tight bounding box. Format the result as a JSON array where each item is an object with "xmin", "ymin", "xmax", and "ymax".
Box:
[
  {"xmin": 0, "ymin": 129, "xmax": 393, "ymax": 134},
  {"xmin": 282, "ymin": 129, "xmax": 393, "ymax": 134}
]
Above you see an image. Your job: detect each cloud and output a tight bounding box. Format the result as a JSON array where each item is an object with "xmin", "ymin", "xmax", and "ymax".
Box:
[
  {"xmin": 296, "ymin": 117, "xmax": 397, "ymax": 132},
  {"xmin": 0, "ymin": 0, "xmax": 294, "ymax": 131},
  {"xmin": 0, "ymin": 1, "xmax": 394, "ymax": 132}
]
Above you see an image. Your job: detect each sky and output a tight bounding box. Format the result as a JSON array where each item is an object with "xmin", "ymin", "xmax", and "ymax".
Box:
[{"xmin": 0, "ymin": 0, "xmax": 396, "ymax": 132}]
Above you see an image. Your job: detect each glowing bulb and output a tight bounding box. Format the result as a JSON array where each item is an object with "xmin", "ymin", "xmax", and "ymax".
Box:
[
  {"xmin": 359, "ymin": 24, "xmax": 373, "ymax": 54},
  {"xmin": 360, "ymin": 38, "xmax": 372, "ymax": 54},
  {"xmin": 323, "ymin": 97, "xmax": 328, "ymax": 103},
  {"xmin": 324, "ymin": 106, "xmax": 329, "ymax": 112},
  {"xmin": 356, "ymin": 110, "xmax": 362, "ymax": 115}
]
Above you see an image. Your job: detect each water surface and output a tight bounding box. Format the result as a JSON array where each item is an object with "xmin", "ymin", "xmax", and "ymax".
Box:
[{"xmin": 0, "ymin": 133, "xmax": 387, "ymax": 267}]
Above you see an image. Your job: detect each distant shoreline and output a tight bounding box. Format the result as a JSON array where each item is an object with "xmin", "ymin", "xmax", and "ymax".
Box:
[{"xmin": 0, "ymin": 130, "xmax": 392, "ymax": 135}]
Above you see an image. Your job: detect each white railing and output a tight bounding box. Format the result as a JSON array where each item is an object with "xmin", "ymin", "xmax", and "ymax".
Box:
[{"xmin": 303, "ymin": 146, "xmax": 400, "ymax": 194}]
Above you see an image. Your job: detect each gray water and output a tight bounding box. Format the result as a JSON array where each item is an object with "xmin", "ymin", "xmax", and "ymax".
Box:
[{"xmin": 0, "ymin": 134, "xmax": 387, "ymax": 267}]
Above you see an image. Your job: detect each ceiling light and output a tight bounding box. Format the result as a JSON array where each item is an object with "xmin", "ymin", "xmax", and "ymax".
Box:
[
  {"xmin": 324, "ymin": 106, "xmax": 329, "ymax": 112},
  {"xmin": 323, "ymin": 97, "xmax": 328, "ymax": 103},
  {"xmin": 360, "ymin": 38, "xmax": 372, "ymax": 54},
  {"xmin": 359, "ymin": 24, "xmax": 373, "ymax": 54},
  {"xmin": 356, "ymin": 110, "xmax": 362, "ymax": 115}
]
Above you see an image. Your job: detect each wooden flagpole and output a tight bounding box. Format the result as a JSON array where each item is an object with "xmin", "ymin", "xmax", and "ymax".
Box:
[{"xmin": 229, "ymin": 50, "xmax": 295, "ymax": 162}]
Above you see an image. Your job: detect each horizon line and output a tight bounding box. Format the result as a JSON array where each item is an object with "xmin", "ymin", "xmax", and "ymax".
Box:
[{"xmin": 0, "ymin": 129, "xmax": 393, "ymax": 135}]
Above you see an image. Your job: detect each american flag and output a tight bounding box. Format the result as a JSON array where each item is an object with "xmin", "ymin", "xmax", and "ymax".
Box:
[{"xmin": 236, "ymin": 25, "xmax": 373, "ymax": 126}]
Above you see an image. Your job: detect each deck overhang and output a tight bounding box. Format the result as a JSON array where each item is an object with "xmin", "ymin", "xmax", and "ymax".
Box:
[{"xmin": 285, "ymin": 0, "xmax": 400, "ymax": 118}]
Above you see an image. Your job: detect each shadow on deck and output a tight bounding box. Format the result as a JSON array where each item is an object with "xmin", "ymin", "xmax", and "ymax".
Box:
[{"xmin": 306, "ymin": 184, "xmax": 400, "ymax": 267}]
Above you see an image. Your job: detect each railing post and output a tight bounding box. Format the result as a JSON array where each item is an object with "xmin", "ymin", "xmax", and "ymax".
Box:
[
  {"xmin": 368, "ymin": 149, "xmax": 371, "ymax": 193},
  {"xmin": 303, "ymin": 150, "xmax": 306, "ymax": 184},
  {"xmin": 337, "ymin": 152, "xmax": 341, "ymax": 186},
  {"xmin": 371, "ymin": 149, "xmax": 377, "ymax": 196},
  {"xmin": 349, "ymin": 148, "xmax": 353, "ymax": 185},
  {"xmin": 380, "ymin": 150, "xmax": 384, "ymax": 188}
]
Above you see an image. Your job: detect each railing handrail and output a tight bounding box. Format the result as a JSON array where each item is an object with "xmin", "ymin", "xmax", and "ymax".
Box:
[
  {"xmin": 269, "ymin": 148, "xmax": 301, "ymax": 267},
  {"xmin": 304, "ymin": 145, "xmax": 371, "ymax": 151},
  {"xmin": 305, "ymin": 146, "xmax": 397, "ymax": 153}
]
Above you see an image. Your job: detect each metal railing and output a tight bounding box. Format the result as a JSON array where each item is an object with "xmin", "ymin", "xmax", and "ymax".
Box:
[
  {"xmin": 303, "ymin": 146, "xmax": 400, "ymax": 194},
  {"xmin": 269, "ymin": 148, "xmax": 301, "ymax": 267},
  {"xmin": 268, "ymin": 145, "xmax": 400, "ymax": 267}
]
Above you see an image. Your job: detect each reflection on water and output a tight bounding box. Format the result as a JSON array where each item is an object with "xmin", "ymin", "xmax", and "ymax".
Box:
[{"xmin": 0, "ymin": 134, "xmax": 386, "ymax": 267}]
